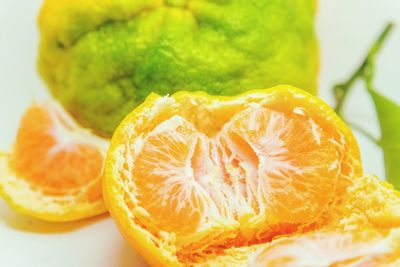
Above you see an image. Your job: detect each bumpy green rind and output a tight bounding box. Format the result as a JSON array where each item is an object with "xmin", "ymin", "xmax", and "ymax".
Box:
[{"xmin": 38, "ymin": 0, "xmax": 318, "ymax": 136}]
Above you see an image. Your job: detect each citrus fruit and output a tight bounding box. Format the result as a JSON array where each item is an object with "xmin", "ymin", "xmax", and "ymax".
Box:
[
  {"xmin": 104, "ymin": 85, "xmax": 363, "ymax": 266},
  {"xmin": 0, "ymin": 101, "xmax": 109, "ymax": 222},
  {"xmin": 196, "ymin": 174, "xmax": 400, "ymax": 266},
  {"xmin": 250, "ymin": 228, "xmax": 400, "ymax": 267},
  {"xmin": 38, "ymin": 0, "xmax": 318, "ymax": 136}
]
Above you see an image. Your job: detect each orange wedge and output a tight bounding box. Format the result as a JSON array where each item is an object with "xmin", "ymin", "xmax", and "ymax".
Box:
[
  {"xmin": 0, "ymin": 101, "xmax": 109, "ymax": 222},
  {"xmin": 251, "ymin": 228, "xmax": 400, "ymax": 267},
  {"xmin": 104, "ymin": 85, "xmax": 365, "ymax": 266}
]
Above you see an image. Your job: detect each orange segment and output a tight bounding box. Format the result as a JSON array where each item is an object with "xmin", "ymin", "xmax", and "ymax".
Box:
[
  {"xmin": 13, "ymin": 103, "xmax": 104, "ymax": 195},
  {"xmin": 104, "ymin": 86, "xmax": 368, "ymax": 266},
  {"xmin": 134, "ymin": 116, "xmax": 214, "ymax": 233},
  {"xmin": 251, "ymin": 229, "xmax": 400, "ymax": 267},
  {"xmin": 217, "ymin": 105, "xmax": 342, "ymax": 223},
  {"xmin": 0, "ymin": 101, "xmax": 109, "ymax": 221}
]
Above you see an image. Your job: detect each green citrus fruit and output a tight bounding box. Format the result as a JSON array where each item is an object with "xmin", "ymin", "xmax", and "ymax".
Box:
[{"xmin": 38, "ymin": 0, "xmax": 318, "ymax": 136}]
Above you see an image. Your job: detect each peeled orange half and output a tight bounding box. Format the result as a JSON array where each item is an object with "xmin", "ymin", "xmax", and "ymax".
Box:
[
  {"xmin": 0, "ymin": 102, "xmax": 109, "ymax": 222},
  {"xmin": 102, "ymin": 85, "xmax": 400, "ymax": 266}
]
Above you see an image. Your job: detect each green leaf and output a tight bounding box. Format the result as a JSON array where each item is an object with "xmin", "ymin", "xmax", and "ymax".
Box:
[
  {"xmin": 368, "ymin": 88, "xmax": 400, "ymax": 188},
  {"xmin": 332, "ymin": 22, "xmax": 400, "ymax": 188}
]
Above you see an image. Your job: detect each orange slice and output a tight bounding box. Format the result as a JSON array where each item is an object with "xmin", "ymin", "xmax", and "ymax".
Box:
[
  {"xmin": 251, "ymin": 228, "xmax": 400, "ymax": 267},
  {"xmin": 104, "ymin": 85, "xmax": 363, "ymax": 266},
  {"xmin": 0, "ymin": 101, "xmax": 109, "ymax": 222}
]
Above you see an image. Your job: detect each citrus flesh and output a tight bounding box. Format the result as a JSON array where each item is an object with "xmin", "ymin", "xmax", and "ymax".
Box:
[
  {"xmin": 38, "ymin": 0, "xmax": 318, "ymax": 136},
  {"xmin": 196, "ymin": 174, "xmax": 400, "ymax": 266},
  {"xmin": 104, "ymin": 85, "xmax": 370, "ymax": 266},
  {"xmin": 251, "ymin": 228, "xmax": 400, "ymax": 267},
  {"xmin": 134, "ymin": 106, "xmax": 342, "ymax": 234},
  {"xmin": 0, "ymin": 102, "xmax": 109, "ymax": 222}
]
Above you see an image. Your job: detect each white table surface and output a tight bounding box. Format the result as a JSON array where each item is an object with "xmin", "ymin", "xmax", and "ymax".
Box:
[{"xmin": 0, "ymin": 1, "xmax": 399, "ymax": 266}]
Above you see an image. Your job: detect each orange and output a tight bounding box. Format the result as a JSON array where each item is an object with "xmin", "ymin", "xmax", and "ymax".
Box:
[
  {"xmin": 251, "ymin": 228, "xmax": 400, "ymax": 266},
  {"xmin": 198, "ymin": 174, "xmax": 400, "ymax": 266},
  {"xmin": 0, "ymin": 101, "xmax": 109, "ymax": 222},
  {"xmin": 104, "ymin": 85, "xmax": 365, "ymax": 266}
]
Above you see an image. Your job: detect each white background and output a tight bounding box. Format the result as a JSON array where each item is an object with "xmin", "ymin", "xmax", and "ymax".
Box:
[{"xmin": 0, "ymin": 1, "xmax": 399, "ymax": 266}]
